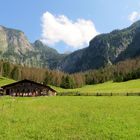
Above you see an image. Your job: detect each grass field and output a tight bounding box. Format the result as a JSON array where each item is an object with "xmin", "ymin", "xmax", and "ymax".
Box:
[
  {"xmin": 52, "ymin": 79, "xmax": 140, "ymax": 95},
  {"xmin": 0, "ymin": 77, "xmax": 15, "ymax": 87},
  {"xmin": 0, "ymin": 96, "xmax": 139, "ymax": 140}
]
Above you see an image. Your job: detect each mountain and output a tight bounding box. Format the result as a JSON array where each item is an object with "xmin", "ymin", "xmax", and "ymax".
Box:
[
  {"xmin": 0, "ymin": 25, "xmax": 34, "ymax": 65},
  {"xmin": 0, "ymin": 25, "xmax": 66, "ymax": 68},
  {"xmin": 33, "ymin": 40, "xmax": 66, "ymax": 69},
  {"xmin": 0, "ymin": 21, "xmax": 140, "ymax": 73},
  {"xmin": 58, "ymin": 20, "xmax": 140, "ymax": 73}
]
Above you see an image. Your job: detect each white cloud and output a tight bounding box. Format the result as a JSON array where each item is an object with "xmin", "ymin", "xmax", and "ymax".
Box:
[
  {"xmin": 41, "ymin": 12, "xmax": 99, "ymax": 49},
  {"xmin": 128, "ymin": 11, "xmax": 140, "ymax": 22}
]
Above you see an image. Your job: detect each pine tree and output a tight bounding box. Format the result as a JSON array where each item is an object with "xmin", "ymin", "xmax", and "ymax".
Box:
[
  {"xmin": 43, "ymin": 71, "xmax": 52, "ymax": 85},
  {"xmin": 60, "ymin": 75, "xmax": 75, "ymax": 89},
  {"xmin": 2, "ymin": 62, "xmax": 11, "ymax": 77},
  {"xmin": 10, "ymin": 66, "xmax": 20, "ymax": 80}
]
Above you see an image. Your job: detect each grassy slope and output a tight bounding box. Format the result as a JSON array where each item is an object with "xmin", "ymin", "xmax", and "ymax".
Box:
[
  {"xmin": 1, "ymin": 76, "xmax": 140, "ymax": 94},
  {"xmin": 0, "ymin": 96, "xmax": 139, "ymax": 140},
  {"xmin": 52, "ymin": 79, "xmax": 140, "ymax": 94},
  {"xmin": 0, "ymin": 77, "xmax": 16, "ymax": 87}
]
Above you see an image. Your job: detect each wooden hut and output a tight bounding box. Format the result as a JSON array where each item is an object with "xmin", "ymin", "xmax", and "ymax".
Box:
[{"xmin": 1, "ymin": 79, "xmax": 57, "ymax": 97}]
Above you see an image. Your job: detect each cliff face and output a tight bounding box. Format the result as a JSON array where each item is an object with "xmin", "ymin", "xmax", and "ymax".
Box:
[
  {"xmin": 0, "ymin": 25, "xmax": 35, "ymax": 66},
  {"xmin": 0, "ymin": 26, "xmax": 33, "ymax": 53},
  {"xmin": 0, "ymin": 26, "xmax": 66, "ymax": 68}
]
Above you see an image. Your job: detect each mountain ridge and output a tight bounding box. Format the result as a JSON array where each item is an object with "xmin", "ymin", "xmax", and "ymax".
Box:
[
  {"xmin": 0, "ymin": 20, "xmax": 140, "ymax": 73},
  {"xmin": 57, "ymin": 20, "xmax": 140, "ymax": 73}
]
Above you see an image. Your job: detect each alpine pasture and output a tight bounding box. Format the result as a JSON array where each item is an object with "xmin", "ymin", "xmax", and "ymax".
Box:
[
  {"xmin": 0, "ymin": 96, "xmax": 140, "ymax": 140},
  {"xmin": 0, "ymin": 77, "xmax": 140, "ymax": 139}
]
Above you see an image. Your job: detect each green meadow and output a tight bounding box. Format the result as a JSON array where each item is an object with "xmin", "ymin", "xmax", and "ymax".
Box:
[
  {"xmin": 0, "ymin": 77, "xmax": 140, "ymax": 139},
  {"xmin": 52, "ymin": 79, "xmax": 140, "ymax": 95},
  {"xmin": 0, "ymin": 96, "xmax": 139, "ymax": 140}
]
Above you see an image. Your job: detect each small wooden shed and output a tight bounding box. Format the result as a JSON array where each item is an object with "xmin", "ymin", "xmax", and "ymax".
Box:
[{"xmin": 1, "ymin": 79, "xmax": 57, "ymax": 97}]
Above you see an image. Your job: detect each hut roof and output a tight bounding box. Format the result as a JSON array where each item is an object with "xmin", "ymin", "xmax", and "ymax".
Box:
[{"xmin": 1, "ymin": 79, "xmax": 57, "ymax": 92}]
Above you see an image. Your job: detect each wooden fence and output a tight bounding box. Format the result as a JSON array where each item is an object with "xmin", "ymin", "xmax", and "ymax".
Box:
[{"xmin": 58, "ymin": 92, "xmax": 140, "ymax": 96}]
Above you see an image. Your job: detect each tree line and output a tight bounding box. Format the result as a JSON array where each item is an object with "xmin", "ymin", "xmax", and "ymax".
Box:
[{"xmin": 0, "ymin": 57, "xmax": 140, "ymax": 89}]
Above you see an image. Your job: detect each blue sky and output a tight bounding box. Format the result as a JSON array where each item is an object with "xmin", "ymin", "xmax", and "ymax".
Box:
[{"xmin": 0, "ymin": 0, "xmax": 140, "ymax": 53}]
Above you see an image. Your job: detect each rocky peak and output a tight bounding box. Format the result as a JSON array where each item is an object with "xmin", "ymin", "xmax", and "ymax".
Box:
[{"xmin": 0, "ymin": 25, "xmax": 34, "ymax": 55}]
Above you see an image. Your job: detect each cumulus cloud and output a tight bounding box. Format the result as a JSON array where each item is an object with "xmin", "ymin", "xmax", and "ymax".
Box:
[
  {"xmin": 41, "ymin": 12, "xmax": 99, "ymax": 49},
  {"xmin": 128, "ymin": 11, "xmax": 140, "ymax": 22}
]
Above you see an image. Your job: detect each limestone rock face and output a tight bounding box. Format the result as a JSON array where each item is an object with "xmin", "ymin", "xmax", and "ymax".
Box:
[{"xmin": 0, "ymin": 25, "xmax": 66, "ymax": 68}]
